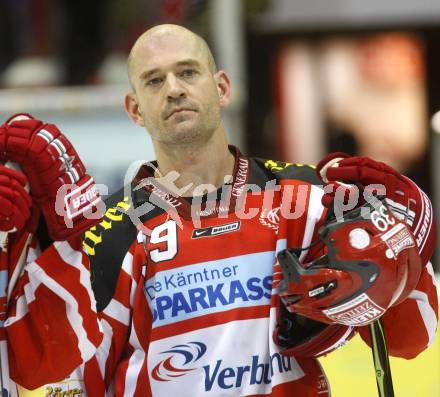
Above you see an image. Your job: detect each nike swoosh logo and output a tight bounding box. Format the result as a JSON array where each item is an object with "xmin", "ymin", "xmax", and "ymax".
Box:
[{"xmin": 194, "ymin": 229, "xmax": 209, "ymax": 236}]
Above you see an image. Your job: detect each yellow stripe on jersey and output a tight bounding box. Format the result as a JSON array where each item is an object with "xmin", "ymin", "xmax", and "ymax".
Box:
[
  {"xmin": 264, "ymin": 159, "xmax": 316, "ymax": 173},
  {"xmin": 83, "ymin": 196, "xmax": 131, "ymax": 256}
]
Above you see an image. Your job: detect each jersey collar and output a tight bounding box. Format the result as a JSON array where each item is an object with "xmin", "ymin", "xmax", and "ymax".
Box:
[{"xmin": 133, "ymin": 145, "xmax": 250, "ymax": 220}]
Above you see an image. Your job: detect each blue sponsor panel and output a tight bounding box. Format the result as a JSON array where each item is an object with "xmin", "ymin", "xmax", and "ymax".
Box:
[{"xmin": 144, "ymin": 251, "xmax": 276, "ymax": 327}]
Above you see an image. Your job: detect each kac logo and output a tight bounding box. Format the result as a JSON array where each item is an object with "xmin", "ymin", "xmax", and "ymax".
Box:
[
  {"xmin": 151, "ymin": 342, "xmax": 207, "ymax": 382},
  {"xmin": 259, "ymin": 207, "xmax": 280, "ymax": 233}
]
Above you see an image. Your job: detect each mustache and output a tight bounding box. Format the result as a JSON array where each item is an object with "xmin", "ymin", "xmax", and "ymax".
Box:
[{"xmin": 162, "ymin": 101, "xmax": 199, "ymax": 120}]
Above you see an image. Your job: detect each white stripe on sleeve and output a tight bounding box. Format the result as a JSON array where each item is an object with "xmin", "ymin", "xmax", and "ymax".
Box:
[
  {"xmin": 407, "ymin": 289, "xmax": 438, "ymax": 347},
  {"xmin": 299, "ymin": 185, "xmax": 325, "ymax": 262}
]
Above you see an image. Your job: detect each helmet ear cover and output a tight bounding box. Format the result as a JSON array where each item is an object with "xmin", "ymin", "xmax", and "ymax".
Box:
[{"xmin": 277, "ymin": 196, "xmax": 422, "ymax": 327}]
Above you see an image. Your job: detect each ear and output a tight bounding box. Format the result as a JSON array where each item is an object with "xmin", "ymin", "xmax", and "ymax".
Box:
[
  {"xmin": 124, "ymin": 92, "xmax": 145, "ymax": 127},
  {"xmin": 214, "ymin": 70, "xmax": 231, "ymax": 108}
]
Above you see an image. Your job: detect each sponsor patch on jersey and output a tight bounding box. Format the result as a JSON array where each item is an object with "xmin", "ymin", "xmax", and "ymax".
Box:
[
  {"xmin": 144, "ymin": 251, "xmax": 274, "ymax": 327},
  {"xmin": 18, "ymin": 379, "xmax": 85, "ymax": 397},
  {"xmin": 191, "ymin": 221, "xmax": 240, "ymax": 239},
  {"xmin": 323, "ymin": 293, "xmax": 385, "ymax": 326},
  {"xmin": 151, "ymin": 342, "xmax": 207, "ymax": 381},
  {"xmin": 149, "ymin": 335, "xmax": 298, "ymax": 394},
  {"xmin": 45, "ymin": 383, "xmax": 85, "ymax": 397},
  {"xmin": 380, "ymin": 222, "xmax": 416, "ymax": 259},
  {"xmin": 231, "ymin": 158, "xmax": 249, "ymax": 198}
]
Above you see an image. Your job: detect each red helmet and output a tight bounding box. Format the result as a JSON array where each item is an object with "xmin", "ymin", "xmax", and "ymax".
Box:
[{"xmin": 277, "ymin": 197, "xmax": 422, "ymax": 326}]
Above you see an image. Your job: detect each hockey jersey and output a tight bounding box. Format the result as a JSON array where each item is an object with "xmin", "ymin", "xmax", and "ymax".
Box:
[{"xmin": 3, "ymin": 147, "xmax": 438, "ymax": 396}]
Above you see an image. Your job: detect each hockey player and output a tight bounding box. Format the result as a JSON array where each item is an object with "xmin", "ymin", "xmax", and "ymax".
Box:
[{"xmin": 0, "ymin": 24, "xmax": 437, "ymax": 397}]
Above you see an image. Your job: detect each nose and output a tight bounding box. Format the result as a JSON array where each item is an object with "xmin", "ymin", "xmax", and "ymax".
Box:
[{"xmin": 165, "ymin": 74, "xmax": 186, "ymax": 102}]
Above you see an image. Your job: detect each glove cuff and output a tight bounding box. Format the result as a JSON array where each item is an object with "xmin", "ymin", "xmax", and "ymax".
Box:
[
  {"xmin": 275, "ymin": 319, "xmax": 353, "ymax": 358},
  {"xmin": 41, "ymin": 175, "xmax": 104, "ymax": 240},
  {"xmin": 5, "ymin": 113, "xmax": 35, "ymax": 124},
  {"xmin": 316, "ymin": 152, "xmax": 351, "ymax": 183}
]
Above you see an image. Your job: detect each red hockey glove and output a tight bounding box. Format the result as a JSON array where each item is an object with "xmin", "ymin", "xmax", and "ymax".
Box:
[
  {"xmin": 0, "ymin": 164, "xmax": 31, "ymax": 232},
  {"xmin": 0, "ymin": 114, "xmax": 103, "ymax": 240},
  {"xmin": 316, "ymin": 152, "xmax": 435, "ymax": 265},
  {"xmin": 273, "ymin": 297, "xmax": 354, "ymax": 358}
]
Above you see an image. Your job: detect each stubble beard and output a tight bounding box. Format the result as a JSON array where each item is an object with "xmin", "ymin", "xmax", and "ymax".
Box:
[{"xmin": 160, "ymin": 107, "xmax": 221, "ymax": 146}]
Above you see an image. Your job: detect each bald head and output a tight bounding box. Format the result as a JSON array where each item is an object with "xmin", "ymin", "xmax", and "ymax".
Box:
[{"xmin": 127, "ymin": 24, "xmax": 217, "ymax": 89}]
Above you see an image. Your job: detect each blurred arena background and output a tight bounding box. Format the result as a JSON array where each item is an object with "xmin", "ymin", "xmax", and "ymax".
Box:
[{"xmin": 0, "ymin": 0, "xmax": 439, "ymax": 395}]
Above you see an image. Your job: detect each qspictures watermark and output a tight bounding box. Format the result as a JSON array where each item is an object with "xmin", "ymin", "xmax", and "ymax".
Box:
[{"xmin": 54, "ymin": 161, "xmax": 392, "ymax": 236}]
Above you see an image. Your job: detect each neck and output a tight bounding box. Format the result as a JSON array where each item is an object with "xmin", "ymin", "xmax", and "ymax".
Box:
[{"xmin": 152, "ymin": 126, "xmax": 235, "ymax": 197}]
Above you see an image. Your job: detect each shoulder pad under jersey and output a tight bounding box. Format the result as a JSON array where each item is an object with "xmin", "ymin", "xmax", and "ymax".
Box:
[
  {"xmin": 83, "ymin": 186, "xmax": 137, "ymax": 311},
  {"xmin": 252, "ymin": 158, "xmax": 322, "ymax": 185}
]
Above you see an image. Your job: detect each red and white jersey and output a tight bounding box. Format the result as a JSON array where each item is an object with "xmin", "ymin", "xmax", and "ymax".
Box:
[
  {"xmin": 3, "ymin": 148, "xmax": 438, "ymax": 396},
  {"xmin": 0, "ymin": 230, "xmax": 34, "ymax": 397}
]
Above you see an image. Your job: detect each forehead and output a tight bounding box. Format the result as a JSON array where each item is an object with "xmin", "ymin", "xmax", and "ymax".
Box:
[{"xmin": 131, "ymin": 32, "xmax": 207, "ymax": 77}]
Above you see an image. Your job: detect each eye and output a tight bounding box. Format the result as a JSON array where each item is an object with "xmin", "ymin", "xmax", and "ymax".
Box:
[
  {"xmin": 147, "ymin": 77, "xmax": 163, "ymax": 86},
  {"xmin": 180, "ymin": 69, "xmax": 197, "ymax": 78}
]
